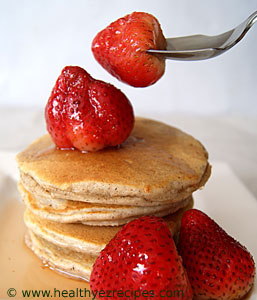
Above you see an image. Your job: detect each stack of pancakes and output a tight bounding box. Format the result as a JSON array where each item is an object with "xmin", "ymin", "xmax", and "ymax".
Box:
[{"xmin": 16, "ymin": 118, "xmax": 211, "ymax": 281}]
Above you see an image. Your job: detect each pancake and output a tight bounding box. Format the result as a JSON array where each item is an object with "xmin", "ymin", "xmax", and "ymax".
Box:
[
  {"xmin": 16, "ymin": 118, "xmax": 211, "ymax": 206},
  {"xmin": 20, "ymin": 183, "xmax": 191, "ymax": 225},
  {"xmin": 24, "ymin": 197, "xmax": 193, "ymax": 256},
  {"xmin": 25, "ymin": 230, "xmax": 94, "ymax": 282}
]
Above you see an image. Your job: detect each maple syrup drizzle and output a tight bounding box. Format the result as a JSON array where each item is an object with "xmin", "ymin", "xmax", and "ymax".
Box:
[{"xmin": 0, "ymin": 198, "xmax": 90, "ymax": 299}]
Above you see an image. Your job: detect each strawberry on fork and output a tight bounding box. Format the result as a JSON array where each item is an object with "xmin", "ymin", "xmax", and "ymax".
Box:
[{"xmin": 92, "ymin": 12, "xmax": 166, "ymax": 87}]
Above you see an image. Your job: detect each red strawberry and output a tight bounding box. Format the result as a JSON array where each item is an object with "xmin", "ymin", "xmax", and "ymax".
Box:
[
  {"xmin": 92, "ymin": 12, "xmax": 166, "ymax": 87},
  {"xmin": 178, "ymin": 209, "xmax": 256, "ymax": 300},
  {"xmin": 45, "ymin": 66, "xmax": 134, "ymax": 152},
  {"xmin": 90, "ymin": 216, "xmax": 193, "ymax": 300}
]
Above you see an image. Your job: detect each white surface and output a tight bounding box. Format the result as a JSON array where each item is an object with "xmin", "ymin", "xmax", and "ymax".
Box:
[
  {"xmin": 0, "ymin": 151, "xmax": 19, "ymax": 182},
  {"xmin": 0, "ymin": 153, "xmax": 256, "ymax": 297},
  {"xmin": 0, "ymin": 0, "xmax": 257, "ymax": 115}
]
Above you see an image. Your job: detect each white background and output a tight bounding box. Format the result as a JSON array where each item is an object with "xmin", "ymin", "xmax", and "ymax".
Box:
[{"xmin": 0, "ymin": 0, "xmax": 256, "ymax": 116}]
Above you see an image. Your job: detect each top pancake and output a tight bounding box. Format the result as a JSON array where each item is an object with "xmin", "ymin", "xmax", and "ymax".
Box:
[{"xmin": 16, "ymin": 118, "xmax": 210, "ymax": 206}]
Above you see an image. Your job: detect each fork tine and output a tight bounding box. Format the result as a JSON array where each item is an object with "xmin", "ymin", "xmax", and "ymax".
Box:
[{"xmin": 147, "ymin": 11, "xmax": 257, "ymax": 61}]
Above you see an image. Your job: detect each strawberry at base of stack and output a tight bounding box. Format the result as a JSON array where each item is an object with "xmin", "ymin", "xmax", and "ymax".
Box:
[
  {"xmin": 179, "ymin": 209, "xmax": 256, "ymax": 300},
  {"xmin": 90, "ymin": 216, "xmax": 193, "ymax": 300}
]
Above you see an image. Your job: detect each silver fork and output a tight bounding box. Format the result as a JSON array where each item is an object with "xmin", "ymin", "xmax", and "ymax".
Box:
[{"xmin": 147, "ymin": 11, "xmax": 257, "ymax": 61}]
